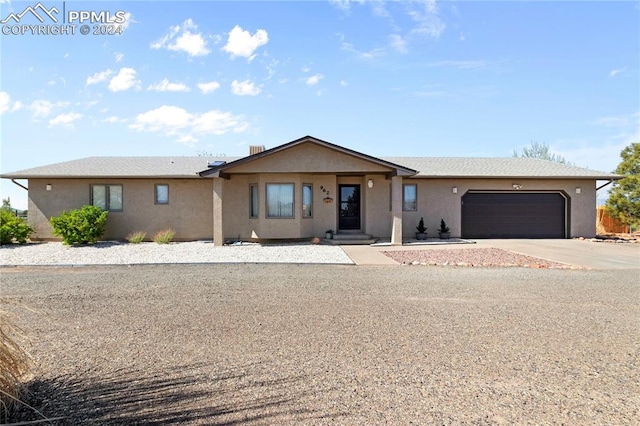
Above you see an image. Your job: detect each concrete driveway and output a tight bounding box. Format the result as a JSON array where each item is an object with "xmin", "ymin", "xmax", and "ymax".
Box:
[
  {"xmin": 476, "ymin": 239, "xmax": 640, "ymax": 270},
  {"xmin": 343, "ymin": 239, "xmax": 640, "ymax": 269}
]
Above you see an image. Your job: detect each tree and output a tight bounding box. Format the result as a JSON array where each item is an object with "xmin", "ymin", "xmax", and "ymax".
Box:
[
  {"xmin": 605, "ymin": 143, "xmax": 640, "ymax": 229},
  {"xmin": 513, "ymin": 141, "xmax": 570, "ymax": 164}
]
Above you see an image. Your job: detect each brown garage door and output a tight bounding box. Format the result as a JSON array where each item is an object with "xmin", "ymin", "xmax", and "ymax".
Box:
[{"xmin": 462, "ymin": 192, "xmax": 566, "ymax": 238}]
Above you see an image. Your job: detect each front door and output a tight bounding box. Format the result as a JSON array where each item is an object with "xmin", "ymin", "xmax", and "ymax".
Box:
[{"xmin": 339, "ymin": 184, "xmax": 360, "ymax": 230}]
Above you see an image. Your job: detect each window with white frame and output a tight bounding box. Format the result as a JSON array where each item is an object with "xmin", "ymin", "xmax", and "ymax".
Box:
[
  {"xmin": 91, "ymin": 184, "xmax": 123, "ymax": 211},
  {"xmin": 155, "ymin": 184, "xmax": 169, "ymax": 204},
  {"xmin": 250, "ymin": 184, "xmax": 258, "ymax": 218},
  {"xmin": 302, "ymin": 184, "xmax": 312, "ymax": 218},
  {"xmin": 403, "ymin": 184, "xmax": 417, "ymax": 211},
  {"xmin": 266, "ymin": 183, "xmax": 294, "ymax": 218}
]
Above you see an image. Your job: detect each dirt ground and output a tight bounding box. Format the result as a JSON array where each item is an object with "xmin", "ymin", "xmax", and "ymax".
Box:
[{"xmin": 3, "ymin": 264, "xmax": 639, "ymax": 425}]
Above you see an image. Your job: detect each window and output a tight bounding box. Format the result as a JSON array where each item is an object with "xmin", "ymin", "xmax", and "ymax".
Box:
[
  {"xmin": 155, "ymin": 184, "xmax": 169, "ymax": 204},
  {"xmin": 91, "ymin": 184, "xmax": 122, "ymax": 211},
  {"xmin": 302, "ymin": 184, "xmax": 312, "ymax": 218},
  {"xmin": 266, "ymin": 183, "xmax": 294, "ymax": 218},
  {"xmin": 403, "ymin": 184, "xmax": 417, "ymax": 211},
  {"xmin": 250, "ymin": 184, "xmax": 258, "ymax": 218}
]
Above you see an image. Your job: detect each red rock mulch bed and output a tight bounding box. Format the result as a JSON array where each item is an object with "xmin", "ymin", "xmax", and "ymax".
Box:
[{"xmin": 383, "ymin": 247, "xmax": 583, "ymax": 269}]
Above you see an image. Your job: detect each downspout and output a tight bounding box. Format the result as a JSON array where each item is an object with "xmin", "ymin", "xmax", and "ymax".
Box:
[{"xmin": 11, "ymin": 179, "xmax": 28, "ymax": 191}]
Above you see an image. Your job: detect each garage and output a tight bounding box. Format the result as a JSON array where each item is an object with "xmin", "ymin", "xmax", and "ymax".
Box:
[{"xmin": 461, "ymin": 192, "xmax": 567, "ymax": 239}]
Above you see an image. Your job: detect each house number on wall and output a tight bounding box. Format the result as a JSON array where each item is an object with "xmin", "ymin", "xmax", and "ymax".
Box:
[{"xmin": 320, "ymin": 185, "xmax": 333, "ymax": 203}]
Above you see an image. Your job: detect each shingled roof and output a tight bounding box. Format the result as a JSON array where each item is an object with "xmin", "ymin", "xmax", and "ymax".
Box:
[
  {"xmin": 2, "ymin": 154, "xmax": 620, "ymax": 180},
  {"xmin": 1, "ymin": 156, "xmax": 239, "ymax": 179},
  {"xmin": 382, "ymin": 157, "xmax": 620, "ymax": 179}
]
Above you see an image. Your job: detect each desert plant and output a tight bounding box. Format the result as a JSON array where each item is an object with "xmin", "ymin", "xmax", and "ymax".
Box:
[
  {"xmin": 153, "ymin": 229, "xmax": 175, "ymax": 244},
  {"xmin": 416, "ymin": 217, "xmax": 427, "ymax": 234},
  {"xmin": 0, "ymin": 308, "xmax": 31, "ymax": 422},
  {"xmin": 50, "ymin": 205, "xmax": 108, "ymax": 245},
  {"xmin": 0, "ymin": 209, "xmax": 33, "ymax": 245},
  {"xmin": 126, "ymin": 231, "xmax": 146, "ymax": 244}
]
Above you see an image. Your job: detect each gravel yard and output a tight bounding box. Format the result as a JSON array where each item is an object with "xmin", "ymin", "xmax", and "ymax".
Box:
[
  {"xmin": 0, "ymin": 241, "xmax": 353, "ymax": 265},
  {"xmin": 384, "ymin": 248, "xmax": 578, "ymax": 268},
  {"xmin": 3, "ymin": 265, "xmax": 638, "ymax": 424}
]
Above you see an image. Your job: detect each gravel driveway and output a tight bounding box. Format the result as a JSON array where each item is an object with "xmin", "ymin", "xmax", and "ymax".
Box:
[{"xmin": 3, "ymin": 265, "xmax": 638, "ymax": 424}]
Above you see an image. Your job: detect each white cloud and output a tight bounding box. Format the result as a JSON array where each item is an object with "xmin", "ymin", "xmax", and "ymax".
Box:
[
  {"xmin": 129, "ymin": 105, "xmax": 249, "ymax": 143},
  {"xmin": 305, "ymin": 73, "xmax": 324, "ymax": 87},
  {"xmin": 151, "ymin": 19, "xmax": 210, "ymax": 57},
  {"xmin": 197, "ymin": 81, "xmax": 221, "ymax": 94},
  {"xmin": 86, "ymin": 69, "xmax": 113, "ymax": 86},
  {"xmin": 28, "ymin": 100, "xmax": 69, "ymax": 118},
  {"xmin": 114, "ymin": 52, "xmax": 124, "ymax": 63},
  {"xmin": 329, "ymin": 0, "xmax": 365, "ymax": 12},
  {"xmin": 108, "ymin": 68, "xmax": 140, "ymax": 92},
  {"xmin": 407, "ymin": 1, "xmax": 446, "ymax": 38},
  {"xmin": 592, "ymin": 112, "xmax": 639, "ymax": 128},
  {"xmin": 231, "ymin": 79, "xmax": 261, "ymax": 96},
  {"xmin": 223, "ymin": 25, "xmax": 268, "ymax": 60},
  {"xmin": 609, "ymin": 66, "xmax": 627, "ymax": 77},
  {"xmin": 147, "ymin": 78, "xmax": 190, "ymax": 92},
  {"xmin": 12, "ymin": 101, "xmax": 23, "ymax": 111},
  {"xmin": 301, "ymin": 66, "xmax": 311, "ymax": 73},
  {"xmin": 341, "ymin": 41, "xmax": 385, "ymax": 60},
  {"xmin": 0, "ymin": 92, "xmax": 10, "ymax": 115},
  {"xmin": 121, "ymin": 12, "xmax": 136, "ymax": 32},
  {"xmin": 340, "ymin": 80, "xmax": 348, "ymax": 87},
  {"xmin": 48, "ymin": 112, "xmax": 82, "ymax": 128},
  {"xmin": 103, "ymin": 116, "xmax": 123, "ymax": 123},
  {"xmin": 389, "ymin": 34, "xmax": 408, "ymax": 54}
]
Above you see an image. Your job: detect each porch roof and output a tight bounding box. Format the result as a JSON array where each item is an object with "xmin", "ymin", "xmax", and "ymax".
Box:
[{"xmin": 198, "ymin": 135, "xmax": 418, "ymax": 178}]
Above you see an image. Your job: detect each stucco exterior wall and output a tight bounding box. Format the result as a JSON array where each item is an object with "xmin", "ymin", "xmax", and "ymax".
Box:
[
  {"xmin": 27, "ymin": 178, "xmax": 213, "ymax": 241},
  {"xmin": 227, "ymin": 143, "xmax": 392, "ymax": 174},
  {"xmin": 219, "ymin": 173, "xmax": 339, "ymax": 240},
  {"xmin": 402, "ymin": 178, "xmax": 596, "ymax": 238}
]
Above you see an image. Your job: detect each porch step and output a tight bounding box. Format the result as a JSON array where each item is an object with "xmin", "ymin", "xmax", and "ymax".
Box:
[{"xmin": 324, "ymin": 232, "xmax": 377, "ymax": 245}]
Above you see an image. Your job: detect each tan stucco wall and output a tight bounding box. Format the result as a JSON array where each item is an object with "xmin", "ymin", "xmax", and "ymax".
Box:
[
  {"xmin": 402, "ymin": 178, "xmax": 597, "ymax": 238},
  {"xmin": 27, "ymin": 178, "xmax": 213, "ymax": 241},
  {"xmin": 226, "ymin": 143, "xmax": 393, "ymax": 174},
  {"xmin": 26, "ymin": 175, "xmax": 598, "ymax": 242},
  {"xmin": 219, "ymin": 173, "xmax": 339, "ymax": 240}
]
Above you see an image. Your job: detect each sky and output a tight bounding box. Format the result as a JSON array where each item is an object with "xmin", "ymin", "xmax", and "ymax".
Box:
[{"xmin": 0, "ymin": 0, "xmax": 638, "ymax": 210}]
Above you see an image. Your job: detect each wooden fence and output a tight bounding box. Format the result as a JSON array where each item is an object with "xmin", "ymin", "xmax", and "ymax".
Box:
[{"xmin": 596, "ymin": 206, "xmax": 629, "ymax": 234}]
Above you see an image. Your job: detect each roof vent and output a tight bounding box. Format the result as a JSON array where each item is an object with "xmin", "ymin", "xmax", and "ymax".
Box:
[
  {"xmin": 249, "ymin": 145, "xmax": 265, "ymax": 155},
  {"xmin": 207, "ymin": 160, "xmax": 226, "ymax": 168}
]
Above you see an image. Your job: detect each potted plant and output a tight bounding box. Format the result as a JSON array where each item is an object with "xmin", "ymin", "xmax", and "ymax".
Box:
[
  {"xmin": 415, "ymin": 217, "xmax": 428, "ymax": 240},
  {"xmin": 325, "ymin": 229, "xmax": 334, "ymax": 239},
  {"xmin": 438, "ymin": 219, "xmax": 450, "ymax": 239}
]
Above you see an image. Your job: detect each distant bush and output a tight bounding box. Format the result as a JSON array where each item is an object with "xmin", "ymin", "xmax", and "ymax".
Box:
[
  {"xmin": 153, "ymin": 229, "xmax": 175, "ymax": 244},
  {"xmin": 0, "ymin": 208, "xmax": 33, "ymax": 245},
  {"xmin": 50, "ymin": 205, "xmax": 108, "ymax": 245},
  {"xmin": 126, "ymin": 231, "xmax": 146, "ymax": 244}
]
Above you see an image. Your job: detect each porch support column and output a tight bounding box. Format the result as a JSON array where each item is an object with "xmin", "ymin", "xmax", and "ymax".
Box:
[
  {"xmin": 213, "ymin": 177, "xmax": 224, "ymax": 246},
  {"xmin": 390, "ymin": 175, "xmax": 403, "ymax": 245}
]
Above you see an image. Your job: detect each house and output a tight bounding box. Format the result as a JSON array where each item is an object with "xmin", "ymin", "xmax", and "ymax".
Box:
[{"xmin": 1, "ymin": 135, "xmax": 621, "ymax": 244}]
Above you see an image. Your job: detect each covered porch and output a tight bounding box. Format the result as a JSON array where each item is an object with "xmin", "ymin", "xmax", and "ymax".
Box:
[{"xmin": 199, "ymin": 136, "xmax": 416, "ymax": 246}]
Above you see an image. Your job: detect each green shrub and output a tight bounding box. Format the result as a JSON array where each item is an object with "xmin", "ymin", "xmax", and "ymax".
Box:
[
  {"xmin": 0, "ymin": 209, "xmax": 33, "ymax": 245},
  {"xmin": 126, "ymin": 231, "xmax": 146, "ymax": 244},
  {"xmin": 50, "ymin": 205, "xmax": 108, "ymax": 245},
  {"xmin": 153, "ymin": 229, "xmax": 175, "ymax": 244}
]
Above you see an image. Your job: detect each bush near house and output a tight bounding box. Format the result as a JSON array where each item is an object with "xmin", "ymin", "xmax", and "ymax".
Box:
[
  {"xmin": 50, "ymin": 205, "xmax": 108, "ymax": 245},
  {"xmin": 0, "ymin": 201, "xmax": 33, "ymax": 245},
  {"xmin": 126, "ymin": 231, "xmax": 147, "ymax": 244},
  {"xmin": 153, "ymin": 229, "xmax": 175, "ymax": 244}
]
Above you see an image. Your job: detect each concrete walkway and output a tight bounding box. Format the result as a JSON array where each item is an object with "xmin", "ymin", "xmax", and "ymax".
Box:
[{"xmin": 341, "ymin": 239, "xmax": 640, "ymax": 269}]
